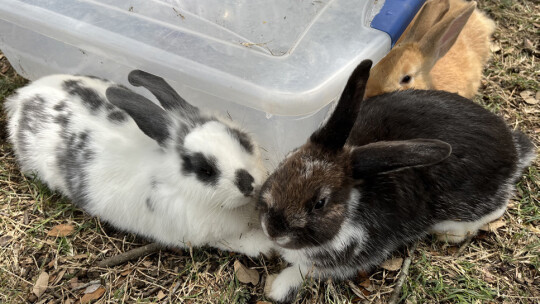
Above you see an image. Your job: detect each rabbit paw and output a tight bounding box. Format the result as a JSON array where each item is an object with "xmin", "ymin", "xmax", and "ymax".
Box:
[
  {"xmin": 215, "ymin": 229, "xmax": 278, "ymax": 257},
  {"xmin": 265, "ymin": 266, "xmax": 303, "ymax": 303}
]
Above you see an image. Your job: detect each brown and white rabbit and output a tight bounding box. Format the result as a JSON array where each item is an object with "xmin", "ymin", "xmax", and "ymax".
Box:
[
  {"xmin": 258, "ymin": 60, "xmax": 535, "ymax": 302},
  {"xmin": 364, "ymin": 0, "xmax": 496, "ymax": 99}
]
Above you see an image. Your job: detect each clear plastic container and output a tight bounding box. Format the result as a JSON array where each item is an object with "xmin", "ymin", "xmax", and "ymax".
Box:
[{"xmin": 0, "ymin": 0, "xmax": 393, "ymax": 167}]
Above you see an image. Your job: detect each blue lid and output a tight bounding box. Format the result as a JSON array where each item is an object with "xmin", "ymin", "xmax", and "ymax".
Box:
[{"xmin": 371, "ymin": 0, "xmax": 426, "ymax": 47}]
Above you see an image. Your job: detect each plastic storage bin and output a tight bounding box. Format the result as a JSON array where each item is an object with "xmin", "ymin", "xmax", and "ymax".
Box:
[{"xmin": 0, "ymin": 0, "xmax": 421, "ymax": 167}]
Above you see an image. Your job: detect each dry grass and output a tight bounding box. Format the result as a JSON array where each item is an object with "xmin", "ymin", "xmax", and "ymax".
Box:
[{"xmin": 0, "ymin": 0, "xmax": 538, "ymax": 303}]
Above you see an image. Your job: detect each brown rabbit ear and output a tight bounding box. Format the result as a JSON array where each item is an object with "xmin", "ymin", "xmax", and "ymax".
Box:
[
  {"xmin": 310, "ymin": 60, "xmax": 372, "ymax": 151},
  {"xmin": 419, "ymin": 1, "xmax": 476, "ymax": 62},
  {"xmin": 400, "ymin": 0, "xmax": 450, "ymax": 43}
]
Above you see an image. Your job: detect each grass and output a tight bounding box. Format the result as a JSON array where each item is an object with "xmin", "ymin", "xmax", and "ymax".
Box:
[{"xmin": 0, "ymin": 0, "xmax": 539, "ymax": 303}]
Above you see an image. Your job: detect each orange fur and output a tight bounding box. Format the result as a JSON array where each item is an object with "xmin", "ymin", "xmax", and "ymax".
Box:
[{"xmin": 365, "ymin": 0, "xmax": 496, "ymax": 99}]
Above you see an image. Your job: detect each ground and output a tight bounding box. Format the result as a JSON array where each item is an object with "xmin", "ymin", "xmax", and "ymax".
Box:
[{"xmin": 0, "ymin": 0, "xmax": 538, "ymax": 303}]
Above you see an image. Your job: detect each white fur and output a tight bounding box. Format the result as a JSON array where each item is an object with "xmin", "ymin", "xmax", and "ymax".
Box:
[
  {"xmin": 5, "ymin": 74, "xmax": 275, "ymax": 257},
  {"xmin": 266, "ymin": 190, "xmax": 364, "ymax": 300},
  {"xmin": 513, "ymin": 134, "xmax": 537, "ymax": 172},
  {"xmin": 430, "ymin": 203, "xmax": 507, "ymax": 243},
  {"xmin": 262, "ymin": 189, "xmax": 275, "ymax": 207},
  {"xmin": 267, "ymin": 265, "xmax": 307, "ymax": 302},
  {"xmin": 430, "ymin": 137, "xmax": 536, "ymax": 243}
]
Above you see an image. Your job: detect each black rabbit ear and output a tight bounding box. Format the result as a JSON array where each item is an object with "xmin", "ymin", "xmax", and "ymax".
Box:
[
  {"xmin": 310, "ymin": 59, "xmax": 372, "ymax": 151},
  {"xmin": 106, "ymin": 86, "xmax": 170, "ymax": 145},
  {"xmin": 128, "ymin": 70, "xmax": 199, "ymax": 114},
  {"xmin": 351, "ymin": 139, "xmax": 451, "ymax": 178}
]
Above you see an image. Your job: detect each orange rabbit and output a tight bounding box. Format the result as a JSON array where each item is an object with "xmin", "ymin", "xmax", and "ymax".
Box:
[{"xmin": 365, "ymin": 0, "xmax": 496, "ymax": 99}]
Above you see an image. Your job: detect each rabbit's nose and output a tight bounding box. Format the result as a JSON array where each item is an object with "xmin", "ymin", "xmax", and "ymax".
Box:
[{"xmin": 235, "ymin": 169, "xmax": 254, "ymax": 197}]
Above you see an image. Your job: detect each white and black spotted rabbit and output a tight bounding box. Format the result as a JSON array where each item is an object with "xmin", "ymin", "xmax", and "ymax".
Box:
[
  {"xmin": 5, "ymin": 70, "xmax": 275, "ymax": 257},
  {"xmin": 258, "ymin": 60, "xmax": 536, "ymax": 302}
]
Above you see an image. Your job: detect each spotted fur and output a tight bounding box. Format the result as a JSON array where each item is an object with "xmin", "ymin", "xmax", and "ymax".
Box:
[
  {"xmin": 258, "ymin": 60, "xmax": 536, "ymax": 302},
  {"xmin": 4, "ymin": 71, "xmax": 275, "ymax": 257}
]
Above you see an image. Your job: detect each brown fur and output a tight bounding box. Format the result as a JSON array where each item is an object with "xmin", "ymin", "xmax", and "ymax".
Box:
[
  {"xmin": 364, "ymin": 0, "xmax": 496, "ymax": 99},
  {"xmin": 260, "ymin": 143, "xmax": 353, "ymax": 248}
]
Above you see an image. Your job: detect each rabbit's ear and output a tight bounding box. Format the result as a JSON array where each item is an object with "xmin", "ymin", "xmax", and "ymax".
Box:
[
  {"xmin": 106, "ymin": 86, "xmax": 170, "ymax": 145},
  {"xmin": 310, "ymin": 60, "xmax": 372, "ymax": 151},
  {"xmin": 401, "ymin": 0, "xmax": 450, "ymax": 43},
  {"xmin": 419, "ymin": 1, "xmax": 476, "ymax": 62},
  {"xmin": 128, "ymin": 70, "xmax": 199, "ymax": 114},
  {"xmin": 351, "ymin": 139, "xmax": 451, "ymax": 178}
]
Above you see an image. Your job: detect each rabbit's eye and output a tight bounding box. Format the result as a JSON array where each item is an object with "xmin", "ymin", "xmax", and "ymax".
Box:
[
  {"xmin": 313, "ymin": 198, "xmax": 327, "ymax": 210},
  {"xmin": 400, "ymin": 75, "xmax": 412, "ymax": 84},
  {"xmin": 181, "ymin": 152, "xmax": 221, "ymax": 185},
  {"xmin": 199, "ymin": 167, "xmax": 214, "ymax": 177}
]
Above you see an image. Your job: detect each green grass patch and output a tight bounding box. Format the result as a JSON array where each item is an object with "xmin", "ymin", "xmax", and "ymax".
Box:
[{"xmin": 0, "ymin": 75, "xmax": 27, "ymax": 101}]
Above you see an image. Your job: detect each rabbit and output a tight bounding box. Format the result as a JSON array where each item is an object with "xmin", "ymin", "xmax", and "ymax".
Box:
[
  {"xmin": 258, "ymin": 60, "xmax": 535, "ymax": 302},
  {"xmin": 364, "ymin": 0, "xmax": 496, "ymax": 99},
  {"xmin": 4, "ymin": 70, "xmax": 276, "ymax": 257}
]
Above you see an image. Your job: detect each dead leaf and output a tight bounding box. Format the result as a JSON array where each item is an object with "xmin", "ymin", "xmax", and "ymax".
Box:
[
  {"xmin": 42, "ymin": 239, "xmax": 56, "ymax": 246},
  {"xmin": 0, "ymin": 235, "xmax": 12, "ymax": 247},
  {"xmin": 481, "ymin": 268, "xmax": 496, "ymax": 283},
  {"xmin": 405, "ymin": 295, "xmax": 418, "ymax": 304},
  {"xmin": 520, "ymin": 90, "xmax": 532, "ymax": 99},
  {"xmin": 234, "ymin": 260, "xmax": 259, "ymax": 285},
  {"xmin": 359, "ymin": 278, "xmax": 374, "ymax": 292},
  {"xmin": 380, "ymin": 257, "xmax": 403, "ymax": 271},
  {"xmin": 264, "ymin": 274, "xmax": 277, "ymax": 296},
  {"xmin": 69, "ymin": 277, "xmax": 79, "ymax": 289},
  {"xmin": 524, "ymin": 107, "xmax": 540, "ymax": 114},
  {"xmin": 523, "ymin": 38, "xmax": 534, "ymax": 50},
  {"xmin": 157, "ymin": 290, "xmax": 166, "ymax": 300},
  {"xmin": 519, "ymin": 89, "xmax": 538, "ymax": 104},
  {"xmin": 348, "ymin": 280, "xmax": 371, "ymax": 299},
  {"xmin": 120, "ymin": 268, "xmax": 131, "ymax": 276},
  {"xmin": 524, "ymin": 97, "xmax": 538, "ymax": 105},
  {"xmin": 527, "ymin": 225, "xmax": 540, "ymax": 234},
  {"xmin": 480, "ymin": 219, "xmax": 506, "ymax": 232},
  {"xmin": 142, "ymin": 260, "xmax": 153, "ymax": 267},
  {"xmin": 68, "ymin": 254, "xmax": 88, "ymax": 260},
  {"xmin": 52, "ymin": 269, "xmax": 67, "ymax": 285},
  {"xmin": 447, "ymin": 246, "xmax": 459, "ymax": 255},
  {"xmin": 47, "ymin": 224, "xmax": 75, "ymax": 237},
  {"xmin": 27, "ymin": 294, "xmax": 37, "ymax": 303},
  {"xmin": 84, "ymin": 283, "xmax": 101, "ymax": 294},
  {"xmin": 359, "ymin": 278, "xmax": 371, "ymax": 289},
  {"xmin": 33, "ymin": 271, "xmax": 49, "ymax": 298},
  {"xmin": 47, "ymin": 259, "xmax": 57, "ymax": 269},
  {"xmin": 489, "ymin": 44, "xmax": 501, "ymax": 53},
  {"xmin": 21, "ymin": 257, "xmax": 33, "ymax": 266},
  {"xmin": 80, "ymin": 286, "xmax": 105, "ymax": 303},
  {"xmin": 504, "ymin": 46, "xmax": 515, "ymax": 54}
]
